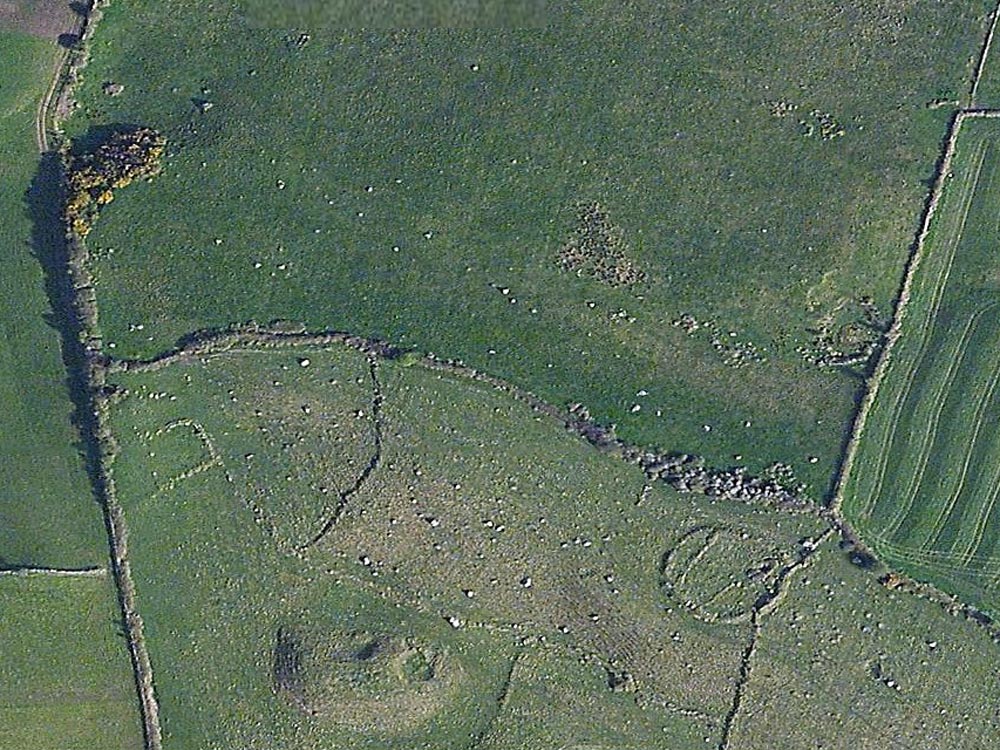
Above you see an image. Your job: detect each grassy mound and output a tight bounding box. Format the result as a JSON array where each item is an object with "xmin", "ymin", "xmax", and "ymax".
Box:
[
  {"xmin": 272, "ymin": 621, "xmax": 452, "ymax": 730},
  {"xmin": 104, "ymin": 342, "xmax": 1000, "ymax": 747}
]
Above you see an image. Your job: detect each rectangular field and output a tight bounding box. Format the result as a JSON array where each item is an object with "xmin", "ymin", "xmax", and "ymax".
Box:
[
  {"xmin": 0, "ymin": 29, "xmax": 106, "ymax": 567},
  {"xmin": 0, "ymin": 574, "xmax": 144, "ymax": 750},
  {"xmin": 842, "ymin": 116, "xmax": 1000, "ymax": 613}
]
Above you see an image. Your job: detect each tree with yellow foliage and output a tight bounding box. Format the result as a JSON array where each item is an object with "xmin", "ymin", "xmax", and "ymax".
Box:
[{"xmin": 63, "ymin": 127, "xmax": 165, "ymax": 237}]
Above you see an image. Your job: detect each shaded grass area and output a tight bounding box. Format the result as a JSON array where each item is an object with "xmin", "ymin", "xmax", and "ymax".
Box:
[
  {"xmin": 0, "ymin": 575, "xmax": 145, "ymax": 750},
  {"xmin": 842, "ymin": 118, "xmax": 1000, "ymax": 616},
  {"xmin": 0, "ymin": 29, "xmax": 104, "ymax": 567},
  {"xmin": 68, "ymin": 0, "xmax": 993, "ymax": 499}
]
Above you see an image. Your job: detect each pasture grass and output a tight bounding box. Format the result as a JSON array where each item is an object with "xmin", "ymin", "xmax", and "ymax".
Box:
[
  {"xmin": 105, "ymin": 343, "xmax": 1000, "ymax": 747},
  {"xmin": 842, "ymin": 117, "xmax": 1000, "ymax": 615},
  {"xmin": 69, "ymin": 0, "xmax": 994, "ymax": 498},
  {"xmin": 473, "ymin": 645, "xmax": 708, "ymax": 750},
  {"xmin": 105, "ymin": 343, "xmax": 829, "ymax": 747},
  {"xmin": 239, "ymin": 0, "xmax": 550, "ymax": 28},
  {"xmin": 0, "ymin": 574, "xmax": 144, "ymax": 750},
  {"xmin": 0, "ymin": 30, "xmax": 105, "ymax": 567},
  {"xmin": 732, "ymin": 540, "xmax": 1000, "ymax": 748},
  {"xmin": 971, "ymin": 8, "xmax": 1000, "ymax": 110}
]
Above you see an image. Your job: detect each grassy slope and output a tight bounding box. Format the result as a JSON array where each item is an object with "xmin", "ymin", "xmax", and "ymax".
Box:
[
  {"xmin": 0, "ymin": 575, "xmax": 144, "ymax": 750},
  {"xmin": 105, "ymin": 344, "xmax": 1000, "ymax": 748},
  {"xmin": 842, "ymin": 118, "xmax": 1000, "ymax": 615},
  {"xmin": 0, "ymin": 30, "xmax": 104, "ymax": 567},
  {"xmin": 68, "ymin": 1, "xmax": 992, "ymax": 499},
  {"xmin": 104, "ymin": 345, "xmax": 832, "ymax": 748}
]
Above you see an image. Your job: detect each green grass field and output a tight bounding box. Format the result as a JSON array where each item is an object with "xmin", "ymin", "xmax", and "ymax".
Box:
[
  {"xmin": 971, "ymin": 14, "xmax": 1000, "ymax": 109},
  {"xmin": 239, "ymin": 0, "xmax": 549, "ymax": 28},
  {"xmin": 732, "ymin": 539, "xmax": 1000, "ymax": 748},
  {"xmin": 104, "ymin": 341, "xmax": 1000, "ymax": 748},
  {"xmin": 842, "ymin": 116, "xmax": 1000, "ymax": 615},
  {"xmin": 105, "ymin": 342, "xmax": 832, "ymax": 748},
  {"xmin": 0, "ymin": 574, "xmax": 144, "ymax": 750},
  {"xmin": 0, "ymin": 28, "xmax": 105, "ymax": 567},
  {"xmin": 66, "ymin": 0, "xmax": 994, "ymax": 498}
]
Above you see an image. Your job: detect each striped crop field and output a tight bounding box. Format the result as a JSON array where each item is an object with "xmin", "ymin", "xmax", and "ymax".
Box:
[{"xmin": 843, "ymin": 116, "xmax": 1000, "ymax": 612}]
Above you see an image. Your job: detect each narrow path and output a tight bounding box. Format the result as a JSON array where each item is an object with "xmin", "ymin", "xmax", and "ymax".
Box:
[
  {"xmin": 0, "ymin": 565, "xmax": 106, "ymax": 577},
  {"xmin": 35, "ymin": 44, "xmax": 66, "ymax": 152},
  {"xmin": 34, "ymin": 5, "xmax": 85, "ymax": 153}
]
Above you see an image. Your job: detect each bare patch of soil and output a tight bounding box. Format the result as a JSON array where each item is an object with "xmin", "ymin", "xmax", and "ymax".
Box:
[{"xmin": 0, "ymin": 0, "xmax": 77, "ymax": 40}]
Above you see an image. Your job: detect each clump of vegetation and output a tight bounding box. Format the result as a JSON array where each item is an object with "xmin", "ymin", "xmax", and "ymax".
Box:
[
  {"xmin": 557, "ymin": 202, "xmax": 645, "ymax": 288},
  {"xmin": 397, "ymin": 648, "xmax": 435, "ymax": 683},
  {"xmin": 63, "ymin": 127, "xmax": 165, "ymax": 237}
]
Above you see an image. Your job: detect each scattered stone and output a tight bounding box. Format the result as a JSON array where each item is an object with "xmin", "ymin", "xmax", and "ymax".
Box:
[{"xmin": 557, "ymin": 202, "xmax": 645, "ymax": 288}]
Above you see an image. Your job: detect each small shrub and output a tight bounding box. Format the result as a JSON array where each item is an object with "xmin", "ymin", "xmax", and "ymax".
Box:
[{"xmin": 63, "ymin": 127, "xmax": 166, "ymax": 237}]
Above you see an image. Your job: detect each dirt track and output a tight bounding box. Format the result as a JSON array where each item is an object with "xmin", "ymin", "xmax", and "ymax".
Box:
[
  {"xmin": 3, "ymin": 1, "xmax": 80, "ymax": 153},
  {"xmin": 23, "ymin": 1, "xmax": 86, "ymax": 152},
  {"xmin": 0, "ymin": 0, "xmax": 75, "ymax": 39}
]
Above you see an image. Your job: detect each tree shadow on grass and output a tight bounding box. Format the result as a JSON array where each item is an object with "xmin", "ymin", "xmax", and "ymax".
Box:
[
  {"xmin": 23, "ymin": 150, "xmax": 102, "ymax": 510},
  {"xmin": 24, "ymin": 124, "xmax": 148, "ymax": 523}
]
